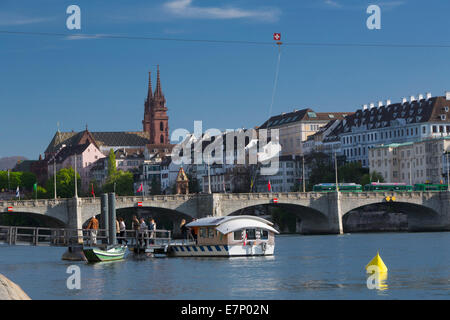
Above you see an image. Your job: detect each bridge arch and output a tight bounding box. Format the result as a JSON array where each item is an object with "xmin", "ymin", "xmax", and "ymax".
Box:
[
  {"xmin": 0, "ymin": 211, "xmax": 66, "ymax": 228},
  {"xmin": 227, "ymin": 202, "xmax": 330, "ymax": 234}
]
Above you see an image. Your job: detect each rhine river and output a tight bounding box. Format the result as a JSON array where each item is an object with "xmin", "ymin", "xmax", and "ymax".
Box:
[{"xmin": 0, "ymin": 232, "xmax": 449, "ymax": 299}]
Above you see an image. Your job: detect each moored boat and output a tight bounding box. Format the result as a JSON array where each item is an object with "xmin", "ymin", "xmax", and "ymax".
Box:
[
  {"xmin": 169, "ymin": 215, "xmax": 279, "ymax": 257},
  {"xmin": 83, "ymin": 245, "xmax": 127, "ymax": 262}
]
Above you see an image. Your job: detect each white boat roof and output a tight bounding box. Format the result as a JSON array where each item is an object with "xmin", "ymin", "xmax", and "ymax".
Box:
[{"xmin": 186, "ymin": 215, "xmax": 279, "ymax": 235}]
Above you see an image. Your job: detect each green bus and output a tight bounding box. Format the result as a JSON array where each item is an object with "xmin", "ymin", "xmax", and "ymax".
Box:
[
  {"xmin": 363, "ymin": 182, "xmax": 413, "ymax": 192},
  {"xmin": 313, "ymin": 183, "xmax": 362, "ymax": 192},
  {"xmin": 413, "ymin": 183, "xmax": 449, "ymax": 191}
]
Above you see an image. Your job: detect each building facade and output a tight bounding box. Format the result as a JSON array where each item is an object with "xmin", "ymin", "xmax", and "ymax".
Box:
[{"xmin": 369, "ymin": 136, "xmax": 450, "ymax": 184}]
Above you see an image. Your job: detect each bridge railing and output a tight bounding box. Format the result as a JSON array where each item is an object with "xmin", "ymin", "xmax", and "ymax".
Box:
[
  {"xmin": 0, "ymin": 225, "xmax": 108, "ymax": 246},
  {"xmin": 117, "ymin": 229, "xmax": 172, "ymax": 247}
]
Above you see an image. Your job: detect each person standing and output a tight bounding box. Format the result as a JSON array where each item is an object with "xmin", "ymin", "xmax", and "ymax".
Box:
[
  {"xmin": 86, "ymin": 216, "xmax": 99, "ymax": 246},
  {"xmin": 118, "ymin": 217, "xmax": 127, "ymax": 245},
  {"xmin": 148, "ymin": 218, "xmax": 156, "ymax": 245},
  {"xmin": 115, "ymin": 218, "xmax": 121, "ymax": 244},
  {"xmin": 139, "ymin": 218, "xmax": 148, "ymax": 247},
  {"xmin": 180, "ymin": 219, "xmax": 188, "ymax": 242},
  {"xmin": 131, "ymin": 215, "xmax": 140, "ymax": 245}
]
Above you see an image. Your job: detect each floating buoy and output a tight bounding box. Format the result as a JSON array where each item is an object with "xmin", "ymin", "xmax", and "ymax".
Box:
[{"xmin": 365, "ymin": 251, "xmax": 388, "ymax": 273}]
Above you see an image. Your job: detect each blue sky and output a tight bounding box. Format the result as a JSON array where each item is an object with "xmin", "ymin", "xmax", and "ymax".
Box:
[{"xmin": 1, "ymin": 0, "xmax": 450, "ymax": 159}]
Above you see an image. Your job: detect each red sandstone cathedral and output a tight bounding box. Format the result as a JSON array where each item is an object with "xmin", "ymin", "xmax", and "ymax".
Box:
[{"xmin": 143, "ymin": 65, "xmax": 170, "ymax": 145}]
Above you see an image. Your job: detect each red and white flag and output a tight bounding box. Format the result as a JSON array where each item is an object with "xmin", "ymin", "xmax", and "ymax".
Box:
[
  {"xmin": 243, "ymin": 231, "xmax": 247, "ymax": 246},
  {"xmin": 137, "ymin": 183, "xmax": 143, "ymax": 193},
  {"xmin": 91, "ymin": 184, "xmax": 95, "ymax": 198},
  {"xmin": 273, "ymin": 33, "xmax": 281, "ymax": 41},
  {"xmin": 267, "ymin": 180, "xmax": 271, "ymax": 192}
]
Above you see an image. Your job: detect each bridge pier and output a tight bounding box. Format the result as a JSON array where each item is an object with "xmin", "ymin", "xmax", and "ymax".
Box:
[{"xmin": 67, "ymin": 197, "xmax": 83, "ymax": 244}]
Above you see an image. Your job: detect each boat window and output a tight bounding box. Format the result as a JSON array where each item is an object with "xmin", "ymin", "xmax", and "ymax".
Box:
[
  {"xmin": 260, "ymin": 230, "xmax": 269, "ymax": 240},
  {"xmin": 233, "ymin": 231, "xmax": 242, "ymax": 240},
  {"xmin": 199, "ymin": 228, "xmax": 206, "ymax": 238},
  {"xmin": 208, "ymin": 228, "xmax": 215, "ymax": 238},
  {"xmin": 245, "ymin": 229, "xmax": 256, "ymax": 240}
]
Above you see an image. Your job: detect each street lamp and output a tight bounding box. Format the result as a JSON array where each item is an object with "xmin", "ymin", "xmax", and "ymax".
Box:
[
  {"xmin": 444, "ymin": 151, "xmax": 450, "ymax": 191},
  {"xmin": 302, "ymin": 155, "xmax": 306, "ymax": 193},
  {"xmin": 51, "ymin": 144, "xmax": 66, "ymax": 200},
  {"xmin": 334, "ymin": 151, "xmax": 339, "ymax": 192}
]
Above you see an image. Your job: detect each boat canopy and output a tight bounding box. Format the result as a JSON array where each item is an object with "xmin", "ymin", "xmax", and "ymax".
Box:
[{"xmin": 186, "ymin": 215, "xmax": 279, "ymax": 235}]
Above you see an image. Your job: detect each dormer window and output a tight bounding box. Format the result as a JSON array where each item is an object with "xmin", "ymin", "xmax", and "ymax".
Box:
[
  {"xmin": 441, "ymin": 114, "xmax": 447, "ymax": 120},
  {"xmin": 445, "ymin": 106, "xmax": 449, "ymax": 112}
]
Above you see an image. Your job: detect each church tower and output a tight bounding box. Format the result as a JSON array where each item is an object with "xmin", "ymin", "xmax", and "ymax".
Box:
[{"xmin": 143, "ymin": 66, "xmax": 169, "ymax": 145}]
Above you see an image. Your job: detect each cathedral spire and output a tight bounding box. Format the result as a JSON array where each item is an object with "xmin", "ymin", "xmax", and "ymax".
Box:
[
  {"xmin": 154, "ymin": 65, "xmax": 163, "ymax": 99},
  {"xmin": 147, "ymin": 71, "xmax": 153, "ymax": 101}
]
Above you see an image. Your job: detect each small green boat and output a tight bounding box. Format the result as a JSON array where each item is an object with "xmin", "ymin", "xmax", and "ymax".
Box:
[{"xmin": 83, "ymin": 245, "xmax": 127, "ymax": 262}]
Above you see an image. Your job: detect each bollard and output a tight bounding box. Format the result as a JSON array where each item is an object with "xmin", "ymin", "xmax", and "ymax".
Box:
[
  {"xmin": 101, "ymin": 194, "xmax": 109, "ymax": 244},
  {"xmin": 108, "ymin": 193, "xmax": 116, "ymax": 246}
]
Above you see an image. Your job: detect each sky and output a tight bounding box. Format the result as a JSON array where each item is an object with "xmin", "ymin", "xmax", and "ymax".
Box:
[{"xmin": 1, "ymin": 0, "xmax": 450, "ymax": 159}]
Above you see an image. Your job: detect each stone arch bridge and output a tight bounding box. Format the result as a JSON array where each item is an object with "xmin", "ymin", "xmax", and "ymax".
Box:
[{"xmin": 1, "ymin": 192, "xmax": 449, "ymax": 234}]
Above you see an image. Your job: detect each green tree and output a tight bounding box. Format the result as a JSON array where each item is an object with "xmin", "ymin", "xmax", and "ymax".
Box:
[
  {"xmin": 45, "ymin": 167, "xmax": 81, "ymax": 198},
  {"xmin": 187, "ymin": 173, "xmax": 200, "ymax": 193},
  {"xmin": 361, "ymin": 171, "xmax": 385, "ymax": 186},
  {"xmin": 103, "ymin": 171, "xmax": 134, "ymax": 196},
  {"xmin": 107, "ymin": 149, "xmax": 117, "ymax": 178},
  {"xmin": 21, "ymin": 172, "xmax": 37, "ymax": 190}
]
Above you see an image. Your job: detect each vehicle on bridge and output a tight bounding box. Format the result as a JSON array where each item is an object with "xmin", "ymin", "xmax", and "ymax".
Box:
[
  {"xmin": 363, "ymin": 182, "xmax": 413, "ymax": 192},
  {"xmin": 168, "ymin": 216, "xmax": 279, "ymax": 257},
  {"xmin": 313, "ymin": 183, "xmax": 362, "ymax": 192},
  {"xmin": 413, "ymin": 183, "xmax": 448, "ymax": 191}
]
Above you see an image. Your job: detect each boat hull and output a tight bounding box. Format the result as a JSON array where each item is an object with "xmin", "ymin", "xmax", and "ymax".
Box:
[
  {"xmin": 83, "ymin": 246, "xmax": 126, "ymax": 262},
  {"xmin": 168, "ymin": 244, "xmax": 275, "ymax": 257}
]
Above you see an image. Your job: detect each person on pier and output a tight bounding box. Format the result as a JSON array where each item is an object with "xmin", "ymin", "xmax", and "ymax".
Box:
[{"xmin": 86, "ymin": 216, "xmax": 99, "ymax": 246}]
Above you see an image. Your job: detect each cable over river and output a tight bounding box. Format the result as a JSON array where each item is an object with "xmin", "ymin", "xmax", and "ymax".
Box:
[{"xmin": 0, "ymin": 232, "xmax": 449, "ymax": 299}]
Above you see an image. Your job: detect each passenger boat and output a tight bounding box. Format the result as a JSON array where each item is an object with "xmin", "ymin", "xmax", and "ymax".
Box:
[
  {"xmin": 83, "ymin": 245, "xmax": 127, "ymax": 262},
  {"xmin": 168, "ymin": 215, "xmax": 279, "ymax": 257}
]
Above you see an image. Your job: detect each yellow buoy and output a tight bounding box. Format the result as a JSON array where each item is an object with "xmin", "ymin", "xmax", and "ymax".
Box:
[
  {"xmin": 385, "ymin": 196, "xmax": 391, "ymax": 202},
  {"xmin": 365, "ymin": 251, "xmax": 388, "ymax": 273}
]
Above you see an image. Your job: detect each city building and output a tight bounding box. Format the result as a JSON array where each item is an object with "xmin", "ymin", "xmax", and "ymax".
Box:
[
  {"xmin": 259, "ymin": 108, "xmax": 350, "ymax": 156},
  {"xmin": 334, "ymin": 92, "xmax": 450, "ymax": 167},
  {"xmin": 369, "ymin": 136, "xmax": 450, "ymax": 184}
]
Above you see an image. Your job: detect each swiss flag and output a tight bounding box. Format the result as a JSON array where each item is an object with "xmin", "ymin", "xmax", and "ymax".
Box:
[
  {"xmin": 137, "ymin": 183, "xmax": 143, "ymax": 193},
  {"xmin": 273, "ymin": 33, "xmax": 281, "ymax": 41},
  {"xmin": 267, "ymin": 180, "xmax": 271, "ymax": 192}
]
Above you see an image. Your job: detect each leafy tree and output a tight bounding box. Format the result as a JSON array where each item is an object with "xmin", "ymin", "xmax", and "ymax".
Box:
[
  {"xmin": 45, "ymin": 167, "xmax": 81, "ymax": 198},
  {"xmin": 103, "ymin": 171, "xmax": 134, "ymax": 196},
  {"xmin": 107, "ymin": 148, "xmax": 117, "ymax": 178},
  {"xmin": 187, "ymin": 173, "xmax": 200, "ymax": 194},
  {"xmin": 361, "ymin": 171, "xmax": 385, "ymax": 186},
  {"xmin": 21, "ymin": 172, "xmax": 37, "ymax": 190}
]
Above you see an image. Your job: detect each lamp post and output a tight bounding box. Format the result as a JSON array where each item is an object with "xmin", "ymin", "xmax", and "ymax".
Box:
[
  {"xmin": 302, "ymin": 155, "xmax": 306, "ymax": 193},
  {"xmin": 74, "ymin": 154, "xmax": 78, "ymax": 198},
  {"xmin": 445, "ymin": 151, "xmax": 449, "ymax": 191},
  {"xmin": 334, "ymin": 152, "xmax": 339, "ymax": 192}
]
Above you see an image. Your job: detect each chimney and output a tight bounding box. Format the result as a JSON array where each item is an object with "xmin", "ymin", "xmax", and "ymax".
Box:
[
  {"xmin": 369, "ymin": 103, "xmax": 375, "ymax": 109},
  {"xmin": 418, "ymin": 93, "xmax": 424, "ymax": 100},
  {"xmin": 386, "ymin": 99, "xmax": 391, "ymax": 105},
  {"xmin": 426, "ymin": 92, "xmax": 432, "ymax": 99},
  {"xmin": 410, "ymin": 95, "xmax": 416, "ymax": 102},
  {"xmin": 446, "ymin": 91, "xmax": 450, "ymax": 101},
  {"xmin": 378, "ymin": 101, "xmax": 383, "ymax": 107},
  {"xmin": 402, "ymin": 97, "xmax": 407, "ymax": 104}
]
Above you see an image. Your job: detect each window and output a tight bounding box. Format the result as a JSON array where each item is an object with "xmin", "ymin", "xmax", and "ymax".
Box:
[
  {"xmin": 208, "ymin": 228, "xmax": 215, "ymax": 238},
  {"xmin": 160, "ymin": 122, "xmax": 164, "ymax": 131},
  {"xmin": 260, "ymin": 230, "xmax": 269, "ymax": 240},
  {"xmin": 233, "ymin": 231, "xmax": 242, "ymax": 241},
  {"xmin": 200, "ymin": 228, "xmax": 206, "ymax": 238},
  {"xmin": 160, "ymin": 134, "xmax": 164, "ymax": 143},
  {"xmin": 246, "ymin": 229, "xmax": 256, "ymax": 240}
]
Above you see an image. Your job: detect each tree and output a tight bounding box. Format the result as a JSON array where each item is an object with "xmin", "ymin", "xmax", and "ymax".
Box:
[
  {"xmin": 361, "ymin": 171, "xmax": 385, "ymax": 186},
  {"xmin": 45, "ymin": 167, "xmax": 81, "ymax": 198},
  {"xmin": 103, "ymin": 171, "xmax": 134, "ymax": 196},
  {"xmin": 107, "ymin": 148, "xmax": 117, "ymax": 179}
]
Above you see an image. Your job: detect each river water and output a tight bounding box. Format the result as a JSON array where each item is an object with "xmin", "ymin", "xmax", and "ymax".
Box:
[{"xmin": 0, "ymin": 232, "xmax": 449, "ymax": 299}]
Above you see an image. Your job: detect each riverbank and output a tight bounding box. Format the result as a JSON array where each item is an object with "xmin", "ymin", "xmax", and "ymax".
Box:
[{"xmin": 0, "ymin": 274, "xmax": 31, "ymax": 300}]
